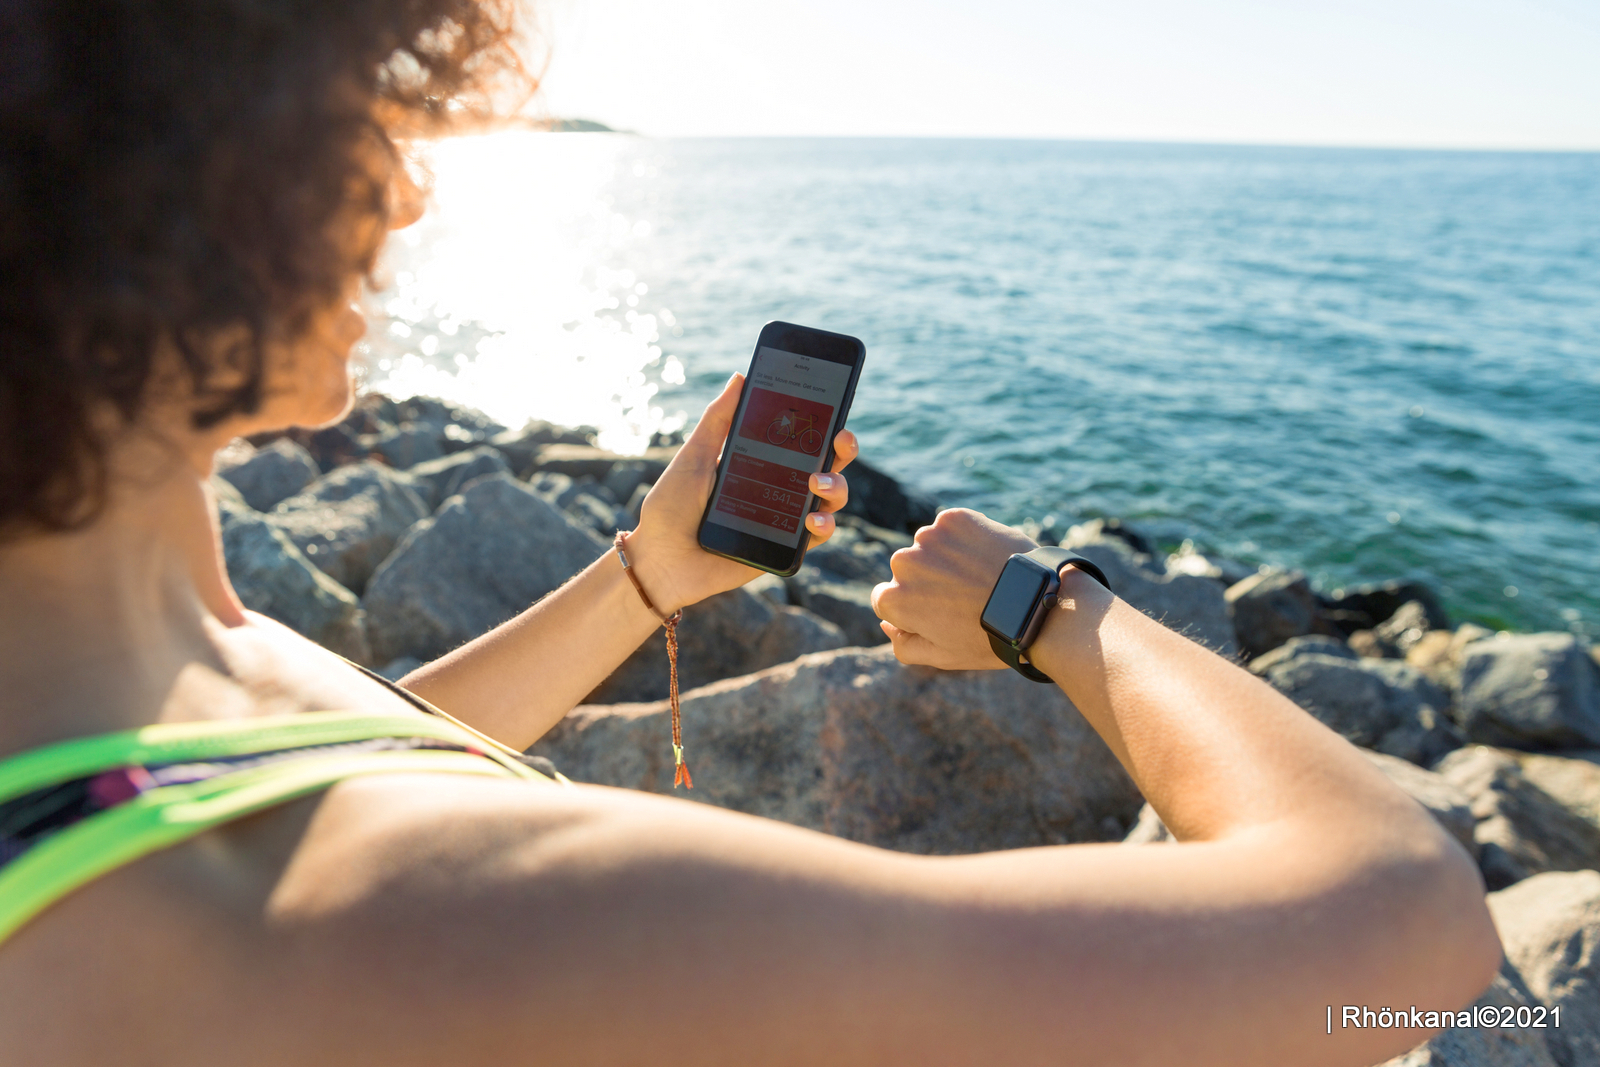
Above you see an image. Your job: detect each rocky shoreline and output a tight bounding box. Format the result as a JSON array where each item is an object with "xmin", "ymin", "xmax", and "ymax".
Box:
[{"xmin": 218, "ymin": 392, "xmax": 1600, "ymax": 1067}]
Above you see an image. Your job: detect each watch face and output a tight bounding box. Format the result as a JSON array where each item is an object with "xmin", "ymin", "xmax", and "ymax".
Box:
[{"xmin": 981, "ymin": 556, "xmax": 1053, "ymax": 644}]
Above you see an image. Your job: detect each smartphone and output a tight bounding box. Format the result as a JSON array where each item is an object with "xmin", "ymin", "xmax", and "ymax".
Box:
[{"xmin": 697, "ymin": 321, "xmax": 866, "ymax": 576}]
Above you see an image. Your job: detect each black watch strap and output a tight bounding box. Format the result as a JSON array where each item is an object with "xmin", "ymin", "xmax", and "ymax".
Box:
[
  {"xmin": 988, "ymin": 632, "xmax": 1056, "ymax": 682},
  {"xmin": 988, "ymin": 548, "xmax": 1112, "ymax": 684},
  {"xmin": 1027, "ymin": 547, "xmax": 1112, "ymax": 592}
]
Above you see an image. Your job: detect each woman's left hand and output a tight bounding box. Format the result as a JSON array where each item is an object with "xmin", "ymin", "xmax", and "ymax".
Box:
[{"xmin": 626, "ymin": 372, "xmax": 858, "ymax": 613}]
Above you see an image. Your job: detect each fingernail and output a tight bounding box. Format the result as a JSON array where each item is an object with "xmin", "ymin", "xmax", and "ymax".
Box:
[
  {"xmin": 814, "ymin": 473, "xmax": 835, "ymax": 489},
  {"xmin": 807, "ymin": 513, "xmax": 826, "ymax": 529}
]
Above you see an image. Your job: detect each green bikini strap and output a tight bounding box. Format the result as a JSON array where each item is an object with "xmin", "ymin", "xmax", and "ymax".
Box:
[
  {"xmin": 0, "ymin": 710, "xmax": 542, "ymax": 806},
  {"xmin": 0, "ymin": 745, "xmax": 522, "ymax": 945}
]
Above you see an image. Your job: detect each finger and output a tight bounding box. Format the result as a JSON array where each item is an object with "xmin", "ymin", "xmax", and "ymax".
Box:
[
  {"xmin": 675, "ymin": 373, "xmax": 744, "ymax": 471},
  {"xmin": 869, "ymin": 579, "xmax": 896, "ymax": 623},
  {"xmin": 804, "ymin": 510, "xmax": 833, "ymax": 545},
  {"xmin": 808, "ymin": 470, "xmax": 848, "ymax": 513},
  {"xmin": 828, "ymin": 429, "xmax": 859, "ymax": 474},
  {"xmin": 885, "ymin": 625, "xmax": 940, "ymax": 667},
  {"xmin": 870, "ymin": 579, "xmax": 896, "ymax": 620}
]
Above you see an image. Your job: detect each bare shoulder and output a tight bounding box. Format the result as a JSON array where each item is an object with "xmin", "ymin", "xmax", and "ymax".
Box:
[
  {"xmin": 195, "ymin": 610, "xmax": 427, "ymax": 719},
  {"xmin": 0, "ymin": 614, "xmax": 444, "ymax": 1060}
]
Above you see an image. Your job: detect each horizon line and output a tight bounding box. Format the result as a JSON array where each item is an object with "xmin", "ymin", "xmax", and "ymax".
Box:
[{"xmin": 528, "ymin": 120, "xmax": 1600, "ymax": 155}]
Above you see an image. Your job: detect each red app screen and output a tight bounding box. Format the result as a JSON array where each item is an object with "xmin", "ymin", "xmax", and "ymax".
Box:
[
  {"xmin": 714, "ymin": 388, "xmax": 837, "ymax": 537},
  {"xmin": 714, "ymin": 453, "xmax": 811, "ymax": 534},
  {"xmin": 736, "ymin": 387, "xmax": 834, "ymax": 458},
  {"xmin": 707, "ymin": 346, "xmax": 854, "ymax": 548}
]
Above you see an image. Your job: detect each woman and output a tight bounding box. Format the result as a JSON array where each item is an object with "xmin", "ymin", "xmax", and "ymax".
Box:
[{"xmin": 0, "ymin": 2, "xmax": 1498, "ymax": 1064}]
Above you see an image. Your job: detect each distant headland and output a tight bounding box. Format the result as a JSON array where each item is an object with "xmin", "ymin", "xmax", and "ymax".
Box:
[{"xmin": 496, "ymin": 116, "xmax": 629, "ymax": 134}]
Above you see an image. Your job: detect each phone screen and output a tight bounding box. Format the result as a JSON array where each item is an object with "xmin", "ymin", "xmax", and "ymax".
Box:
[{"xmin": 704, "ymin": 344, "xmax": 854, "ymax": 549}]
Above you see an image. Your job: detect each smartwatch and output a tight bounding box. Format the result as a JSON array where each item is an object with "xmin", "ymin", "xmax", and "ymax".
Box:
[{"xmin": 980, "ymin": 547, "xmax": 1112, "ymax": 683}]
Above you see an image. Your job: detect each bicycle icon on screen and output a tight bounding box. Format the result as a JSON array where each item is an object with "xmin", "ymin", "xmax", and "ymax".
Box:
[{"xmin": 766, "ymin": 409, "xmax": 824, "ymax": 455}]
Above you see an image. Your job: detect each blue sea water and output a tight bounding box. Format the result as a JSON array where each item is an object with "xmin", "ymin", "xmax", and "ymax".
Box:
[{"xmin": 373, "ymin": 137, "xmax": 1600, "ymax": 636}]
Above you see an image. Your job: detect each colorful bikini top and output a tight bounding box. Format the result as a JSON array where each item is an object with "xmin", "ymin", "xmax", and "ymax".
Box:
[{"xmin": 0, "ymin": 675, "xmax": 558, "ymax": 947}]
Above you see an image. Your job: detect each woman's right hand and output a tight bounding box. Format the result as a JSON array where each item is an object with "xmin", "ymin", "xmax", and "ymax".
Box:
[
  {"xmin": 870, "ymin": 507, "xmax": 1038, "ymax": 670},
  {"xmin": 629, "ymin": 372, "xmax": 858, "ymax": 615}
]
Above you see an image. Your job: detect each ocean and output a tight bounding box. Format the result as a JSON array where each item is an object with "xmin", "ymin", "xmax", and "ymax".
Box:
[{"xmin": 365, "ymin": 134, "xmax": 1600, "ymax": 636}]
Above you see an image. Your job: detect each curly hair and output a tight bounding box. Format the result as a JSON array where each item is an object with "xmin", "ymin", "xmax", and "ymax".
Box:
[{"xmin": 0, "ymin": 0, "xmax": 528, "ymax": 535}]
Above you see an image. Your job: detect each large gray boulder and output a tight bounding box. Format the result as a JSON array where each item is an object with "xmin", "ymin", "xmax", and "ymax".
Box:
[
  {"xmin": 745, "ymin": 571, "xmax": 790, "ymax": 607},
  {"xmin": 1225, "ymin": 567, "xmax": 1331, "ymax": 659},
  {"xmin": 1515, "ymin": 751, "xmax": 1600, "ymax": 830},
  {"xmin": 1059, "ymin": 534, "xmax": 1238, "ymax": 659},
  {"xmin": 525, "ymin": 470, "xmax": 583, "ymax": 508},
  {"xmin": 405, "ymin": 446, "xmax": 510, "ymax": 510},
  {"xmin": 533, "ymin": 645, "xmax": 1144, "ymax": 854},
  {"xmin": 836, "ymin": 456, "xmax": 939, "ymax": 534},
  {"xmin": 217, "ymin": 499, "xmax": 370, "ymax": 664},
  {"xmin": 586, "ymin": 587, "xmax": 847, "ymax": 704},
  {"xmin": 602, "ymin": 459, "xmax": 659, "ymax": 506},
  {"xmin": 216, "ymin": 438, "xmax": 320, "ymax": 512},
  {"xmin": 1246, "ymin": 633, "xmax": 1356, "ymax": 673},
  {"xmin": 1350, "ymin": 600, "xmax": 1438, "ymax": 661},
  {"xmin": 785, "ymin": 567, "xmax": 888, "ymax": 647},
  {"xmin": 624, "ymin": 482, "xmax": 650, "ymax": 525},
  {"xmin": 562, "ymin": 488, "xmax": 632, "ymax": 537},
  {"xmin": 270, "ymin": 461, "xmax": 430, "ymax": 595},
  {"xmin": 1253, "ymin": 645, "xmax": 1461, "ymax": 764},
  {"xmin": 394, "ymin": 395, "xmax": 507, "ymax": 444},
  {"xmin": 1457, "ymin": 634, "xmax": 1600, "ymax": 750},
  {"xmin": 1123, "ymin": 751, "xmax": 1476, "ymax": 857},
  {"xmin": 1489, "ymin": 870, "xmax": 1600, "ymax": 1067},
  {"xmin": 524, "ymin": 470, "xmax": 631, "ymax": 537},
  {"xmin": 296, "ymin": 423, "xmax": 369, "ymax": 472},
  {"xmin": 1323, "ymin": 579, "xmax": 1452, "ymax": 635},
  {"xmin": 835, "ymin": 514, "xmax": 913, "ymax": 551},
  {"xmin": 1436, "ymin": 746, "xmax": 1600, "ymax": 891},
  {"xmin": 1062, "ymin": 517, "xmax": 1159, "ymax": 558},
  {"xmin": 803, "ymin": 524, "xmax": 895, "ymax": 585},
  {"xmin": 1367, "ymin": 750, "xmax": 1479, "ymax": 857},
  {"xmin": 487, "ymin": 421, "xmax": 593, "ymax": 474},
  {"xmin": 210, "ymin": 473, "xmax": 247, "ymax": 508},
  {"xmin": 1368, "ymin": 599, "xmax": 1437, "ymax": 659},
  {"xmin": 1407, "ymin": 623, "xmax": 1495, "ymax": 689},
  {"xmin": 338, "ymin": 392, "xmax": 400, "ymax": 435},
  {"xmin": 372, "ymin": 424, "xmax": 444, "ymax": 469},
  {"xmin": 755, "ymin": 606, "xmax": 850, "ymax": 669},
  {"xmin": 363, "ymin": 474, "xmax": 608, "ymax": 664},
  {"xmin": 530, "ymin": 443, "xmax": 675, "ymax": 483}
]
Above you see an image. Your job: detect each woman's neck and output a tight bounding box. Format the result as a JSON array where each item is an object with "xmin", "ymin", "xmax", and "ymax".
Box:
[{"xmin": 0, "ymin": 445, "xmax": 246, "ymax": 754}]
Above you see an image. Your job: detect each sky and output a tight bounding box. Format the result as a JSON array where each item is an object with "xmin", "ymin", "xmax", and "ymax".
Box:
[{"xmin": 531, "ymin": 0, "xmax": 1600, "ymax": 149}]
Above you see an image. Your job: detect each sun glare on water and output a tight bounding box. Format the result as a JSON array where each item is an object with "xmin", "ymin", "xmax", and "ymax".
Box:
[{"xmin": 359, "ymin": 130, "xmax": 684, "ymax": 454}]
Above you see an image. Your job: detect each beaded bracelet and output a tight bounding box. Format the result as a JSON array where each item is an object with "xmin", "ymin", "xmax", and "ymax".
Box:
[{"xmin": 613, "ymin": 530, "xmax": 691, "ymax": 789}]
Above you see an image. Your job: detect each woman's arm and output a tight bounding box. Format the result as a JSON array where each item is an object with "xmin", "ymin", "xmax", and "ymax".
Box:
[
  {"xmin": 866, "ymin": 508, "xmax": 1503, "ymax": 1042},
  {"xmin": 29, "ymin": 496, "xmax": 1500, "ymax": 1065},
  {"xmin": 122, "ymin": 755, "xmax": 1495, "ymax": 1067},
  {"xmin": 164, "ymin": 510, "xmax": 1498, "ymax": 1067},
  {"xmin": 40, "ymin": 511, "xmax": 1497, "ymax": 1067},
  {"xmin": 871, "ymin": 507, "xmax": 1494, "ymax": 849},
  {"xmin": 394, "ymin": 374, "xmax": 857, "ymax": 749}
]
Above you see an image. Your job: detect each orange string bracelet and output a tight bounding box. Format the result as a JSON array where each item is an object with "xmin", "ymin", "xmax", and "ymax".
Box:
[{"xmin": 613, "ymin": 531, "xmax": 692, "ymax": 789}]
